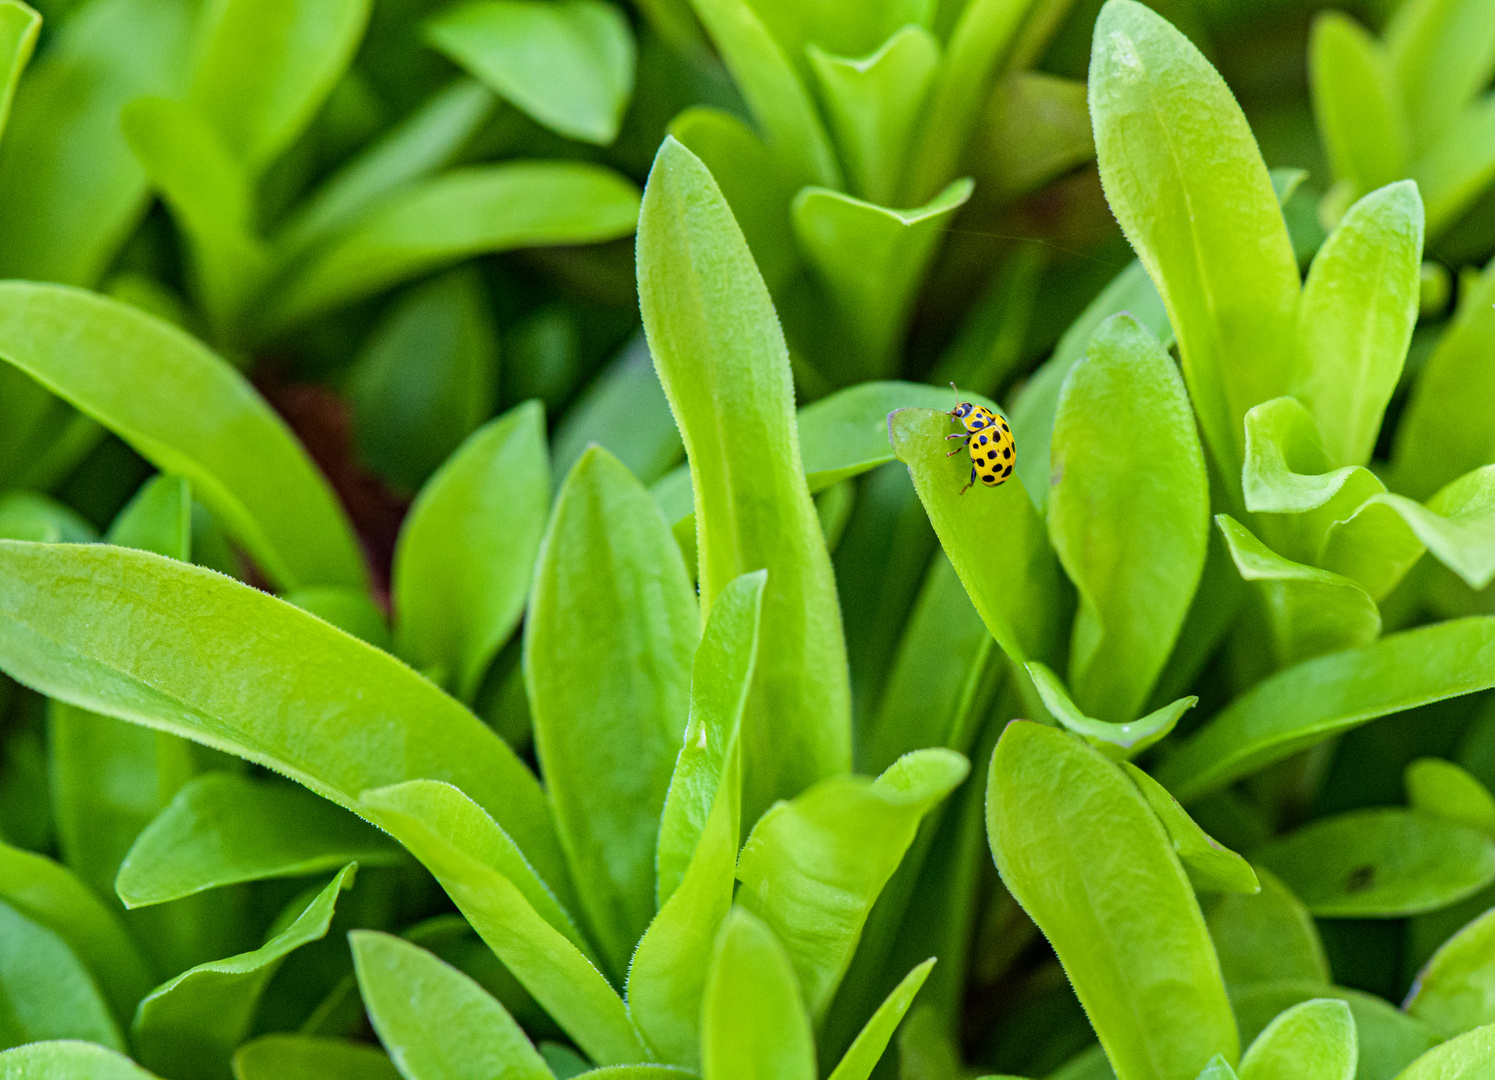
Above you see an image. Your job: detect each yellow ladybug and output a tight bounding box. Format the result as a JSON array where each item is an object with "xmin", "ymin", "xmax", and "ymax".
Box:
[{"xmin": 946, "ymin": 383, "xmax": 1015, "ymax": 494}]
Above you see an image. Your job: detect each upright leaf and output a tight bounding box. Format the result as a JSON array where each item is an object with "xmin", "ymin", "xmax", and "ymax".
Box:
[
  {"xmin": 0, "ymin": 2, "xmax": 38, "ymax": 140},
  {"xmin": 1405, "ymin": 906, "xmax": 1495, "ymax": 1038},
  {"xmin": 394, "ymin": 401, "xmax": 548, "ymax": 700},
  {"xmin": 553, "ymin": 335, "xmax": 683, "ymax": 487},
  {"xmin": 0, "ymin": 900, "xmax": 122, "ymax": 1051},
  {"xmin": 1237, "ymin": 999, "xmax": 1356, "ymax": 1080},
  {"xmin": 1206, "ymin": 867, "xmax": 1329, "ymax": 986},
  {"xmin": 700, "ymin": 907, "xmax": 816, "ymax": 1080},
  {"xmin": 987, "ymin": 722, "xmax": 1238, "ymax": 1080},
  {"xmin": 826, "ymin": 958, "xmax": 936, "ymax": 1080},
  {"xmin": 637, "ymin": 137, "xmax": 851, "ymax": 823},
  {"xmin": 1386, "ymin": 0, "xmax": 1495, "ymax": 154},
  {"xmin": 1048, "ymin": 312, "xmax": 1208, "ymax": 721},
  {"xmin": 1309, "ymin": 12, "xmax": 1408, "ymax": 198}
]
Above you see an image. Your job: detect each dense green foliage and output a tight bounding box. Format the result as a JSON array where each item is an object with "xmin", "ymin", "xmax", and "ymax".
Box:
[{"xmin": 3, "ymin": 0, "xmax": 1495, "ymax": 1078}]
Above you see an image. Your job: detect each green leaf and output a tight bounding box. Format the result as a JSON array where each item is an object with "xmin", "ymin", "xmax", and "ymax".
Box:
[
  {"xmin": 1391, "ymin": 1022, "xmax": 1495, "ymax": 1079},
  {"xmin": 790, "ymin": 179, "xmax": 973, "ymax": 380},
  {"xmin": 351, "ymin": 931, "xmax": 551, "ymax": 1080},
  {"xmin": 1231, "ymin": 982, "xmax": 1439, "ymax": 1080},
  {"xmin": 1318, "ymin": 498, "xmax": 1428, "ymax": 605},
  {"xmin": 1008, "ymin": 260, "xmax": 1171, "ymax": 511},
  {"xmin": 1155, "ymin": 617, "xmax": 1495, "ymax": 801},
  {"xmin": 280, "ymin": 586, "xmax": 391, "ymax": 649},
  {"xmin": 0, "ymin": 541, "xmax": 566, "ymax": 894},
  {"xmin": 736, "ymin": 748, "xmax": 966, "ymax": 1023},
  {"xmin": 553, "ymin": 335, "xmax": 683, "ymax": 488},
  {"xmin": 1123, "ymin": 763, "xmax": 1259, "ymax": 894},
  {"xmin": 0, "ymin": 0, "xmax": 193, "ymax": 285},
  {"xmin": 888, "ymin": 407, "xmax": 1063, "ymax": 684},
  {"xmin": 630, "ymin": 571, "xmax": 762, "ymax": 1068},
  {"xmin": 111, "ymin": 474, "xmax": 192, "ymax": 559},
  {"xmin": 1412, "ymin": 92, "xmax": 1495, "ymax": 236},
  {"xmin": 807, "ymin": 26, "xmax": 940, "ymax": 206},
  {"xmin": 979, "ymin": 71, "xmax": 1095, "ymax": 201},
  {"xmin": 267, "ymin": 162, "xmax": 641, "ymax": 330},
  {"xmin": 348, "ymin": 269, "xmax": 499, "ymax": 496},
  {"xmin": 1089, "ymin": 0, "xmax": 1299, "ymax": 489},
  {"xmin": 1207, "ymin": 866, "xmax": 1329, "ymax": 987},
  {"xmin": 1238, "ymin": 999, "xmax": 1356, "ymax": 1080},
  {"xmin": 1254, "ymin": 809, "xmax": 1495, "ymax": 917},
  {"xmin": 1049, "ymin": 312, "xmax": 1209, "ymax": 720},
  {"xmin": 394, "ymin": 401, "xmax": 547, "ymax": 699},
  {"xmin": 0, "ymin": 2, "xmax": 38, "ymax": 139},
  {"xmin": 1216, "ymin": 515, "xmax": 1382, "ymax": 669},
  {"xmin": 987, "ymin": 722, "xmax": 1239, "ymax": 1080},
  {"xmin": 273, "ymin": 78, "xmax": 496, "ymax": 260},
  {"xmin": 1363, "ymin": 465, "xmax": 1495, "ymax": 591},
  {"xmin": 1292, "ymin": 181, "xmax": 1423, "ymax": 469},
  {"xmin": 1405, "ymin": 905, "xmax": 1495, "ymax": 1037},
  {"xmin": 1393, "ymin": 257, "xmax": 1495, "ymax": 499},
  {"xmin": 1027, "ymin": 661, "xmax": 1194, "ymax": 761},
  {"xmin": 133, "ymin": 864, "xmax": 356, "ymax": 1079},
  {"xmin": 826, "ymin": 958, "xmax": 936, "ymax": 1080},
  {"xmin": 903, "ymin": 0, "xmax": 1039, "ymax": 204},
  {"xmin": 1309, "ymin": 12, "xmax": 1408, "ymax": 196},
  {"xmin": 0, "ymin": 842, "xmax": 153, "ymax": 1026},
  {"xmin": 0, "ymin": 492, "xmax": 96, "ymax": 543},
  {"xmin": 116, "ymin": 773, "xmax": 401, "ymax": 908},
  {"xmin": 683, "ymin": 0, "xmax": 840, "ymax": 188},
  {"xmin": 526, "ymin": 446, "xmax": 697, "ymax": 979},
  {"xmin": 233, "ymin": 1035, "xmax": 401, "ymax": 1080},
  {"xmin": 0, "ymin": 1042, "xmax": 160, "ymax": 1079},
  {"xmin": 0, "ymin": 284, "xmax": 364, "ymax": 591},
  {"xmin": 1195, "ymin": 1059, "xmax": 1238, "ymax": 1080},
  {"xmin": 0, "ymin": 900, "xmax": 123, "ymax": 1050},
  {"xmin": 1405, "ymin": 757, "xmax": 1495, "ymax": 835},
  {"xmin": 357, "ymin": 780, "xmax": 648, "ymax": 1066},
  {"xmin": 188, "ymin": 0, "xmax": 370, "ymax": 172},
  {"xmin": 121, "ymin": 97, "xmax": 270, "ymax": 340},
  {"xmin": 637, "ymin": 137, "xmax": 851, "ymax": 824},
  {"xmin": 427, "ymin": 0, "xmax": 634, "ymax": 145},
  {"xmin": 700, "ymin": 906, "xmax": 816, "ymax": 1080},
  {"xmin": 1386, "ymin": 0, "xmax": 1495, "ymax": 154}
]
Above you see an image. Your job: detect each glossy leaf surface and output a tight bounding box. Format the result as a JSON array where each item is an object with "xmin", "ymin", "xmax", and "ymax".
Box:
[
  {"xmin": 1237, "ymin": 998, "xmax": 1356, "ymax": 1080},
  {"xmin": 700, "ymin": 907, "xmax": 815, "ymax": 1080}
]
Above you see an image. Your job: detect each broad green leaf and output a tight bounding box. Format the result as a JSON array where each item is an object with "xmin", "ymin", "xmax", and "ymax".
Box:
[
  {"xmin": 1292, "ymin": 181, "xmax": 1423, "ymax": 469},
  {"xmin": 110, "ymin": 474, "xmax": 191, "ymax": 559},
  {"xmin": 267, "ymin": 163, "xmax": 640, "ymax": 330},
  {"xmin": 188, "ymin": 0, "xmax": 371, "ymax": 172},
  {"xmin": 1412, "ymin": 93, "xmax": 1495, "ymax": 236},
  {"xmin": 427, "ymin": 0, "xmax": 634, "ymax": 145},
  {"xmin": 351, "ymin": 931, "xmax": 550, "ymax": 1080},
  {"xmin": 1155, "ymin": 617, "xmax": 1495, "ymax": 801},
  {"xmin": 348, "ymin": 269, "xmax": 499, "ymax": 496},
  {"xmin": 527, "ymin": 446, "xmax": 697, "ymax": 979},
  {"xmin": 0, "ymin": 284, "xmax": 364, "ymax": 590},
  {"xmin": 0, "ymin": 842, "xmax": 153, "ymax": 1026},
  {"xmin": 684, "ymin": 0, "xmax": 840, "ymax": 188},
  {"xmin": 888, "ymin": 407, "xmax": 1063, "ymax": 685},
  {"xmin": 700, "ymin": 906, "xmax": 815, "ymax": 1080},
  {"xmin": 1393, "ymin": 256, "xmax": 1495, "ymax": 499},
  {"xmin": 281, "ymin": 586, "xmax": 390, "ymax": 648},
  {"xmin": 0, "ymin": 2, "xmax": 38, "ymax": 139},
  {"xmin": 740, "ymin": 0, "xmax": 927, "ymax": 67},
  {"xmin": 1405, "ymin": 758, "xmax": 1495, "ymax": 835},
  {"xmin": 1358, "ymin": 466, "xmax": 1495, "ymax": 591},
  {"xmin": 0, "ymin": 0, "xmax": 192, "ymax": 285},
  {"xmin": 1241, "ymin": 397, "xmax": 1383, "ymax": 519},
  {"xmin": 0, "ymin": 900, "xmax": 123, "ymax": 1050},
  {"xmin": 826, "ymin": 958, "xmax": 936, "ymax": 1080},
  {"xmin": 0, "ymin": 1042, "xmax": 159, "ymax": 1079},
  {"xmin": 630, "ymin": 571, "xmax": 762, "ymax": 1068},
  {"xmin": 1309, "ymin": 12, "xmax": 1408, "ymax": 197},
  {"xmin": 134, "ymin": 865, "xmax": 355, "ymax": 1079},
  {"xmin": 553, "ymin": 335, "xmax": 683, "ymax": 487},
  {"xmin": 0, "ymin": 542, "xmax": 566, "ymax": 894},
  {"xmin": 358, "ymin": 781, "xmax": 648, "ymax": 1066},
  {"xmin": 1049, "ymin": 312, "xmax": 1208, "ymax": 720},
  {"xmin": 1008, "ymin": 260, "xmax": 1170, "ymax": 510},
  {"xmin": 1027, "ymin": 662, "xmax": 1194, "ymax": 761},
  {"xmin": 987, "ymin": 722, "xmax": 1238, "ymax": 1080},
  {"xmin": 1089, "ymin": 0, "xmax": 1299, "ymax": 488},
  {"xmin": 1206, "ymin": 867, "xmax": 1329, "ymax": 987},
  {"xmin": 1216, "ymin": 515, "xmax": 1381, "ymax": 669},
  {"xmin": 1318, "ymin": 498, "xmax": 1428, "ymax": 604},
  {"xmin": 116, "ymin": 773, "xmax": 401, "ymax": 907},
  {"xmin": 1405, "ymin": 905, "xmax": 1495, "ymax": 1037},
  {"xmin": 736, "ymin": 748, "xmax": 966, "ymax": 1022},
  {"xmin": 233, "ymin": 1035, "xmax": 400, "ymax": 1080},
  {"xmin": 1238, "ymin": 999, "xmax": 1356, "ymax": 1080},
  {"xmin": 903, "ymin": 0, "xmax": 1039, "ymax": 204},
  {"xmin": 1254, "ymin": 809, "xmax": 1495, "ymax": 917},
  {"xmin": 273, "ymin": 78, "xmax": 495, "ymax": 260},
  {"xmin": 807, "ymin": 26, "xmax": 940, "ymax": 206},
  {"xmin": 1392, "ymin": 1022, "xmax": 1495, "ymax": 1079},
  {"xmin": 979, "ymin": 70, "xmax": 1095, "ymax": 200},
  {"xmin": 1123, "ymin": 763, "xmax": 1259, "ymax": 894},
  {"xmin": 637, "ymin": 137, "xmax": 850, "ymax": 823},
  {"xmin": 394, "ymin": 401, "xmax": 546, "ymax": 700},
  {"xmin": 0, "ymin": 492, "xmax": 95, "ymax": 543},
  {"xmin": 1386, "ymin": 0, "xmax": 1495, "ymax": 154},
  {"xmin": 791, "ymin": 179, "xmax": 972, "ymax": 380}
]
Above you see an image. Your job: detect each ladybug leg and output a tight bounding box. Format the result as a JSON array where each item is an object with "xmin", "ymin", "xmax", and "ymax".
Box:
[
  {"xmin": 946, "ymin": 435, "xmax": 970, "ymax": 457},
  {"xmin": 960, "ymin": 466, "xmax": 976, "ymax": 495}
]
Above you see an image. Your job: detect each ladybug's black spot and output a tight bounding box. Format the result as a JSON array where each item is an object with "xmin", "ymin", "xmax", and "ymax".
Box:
[
  {"xmin": 988, "ymin": 451, "xmax": 998, "ymax": 460},
  {"xmin": 1003, "ymin": 447, "xmax": 1012, "ymax": 459}
]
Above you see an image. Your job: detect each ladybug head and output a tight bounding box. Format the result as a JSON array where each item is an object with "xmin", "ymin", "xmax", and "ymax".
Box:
[{"xmin": 951, "ymin": 401, "xmax": 973, "ymax": 418}]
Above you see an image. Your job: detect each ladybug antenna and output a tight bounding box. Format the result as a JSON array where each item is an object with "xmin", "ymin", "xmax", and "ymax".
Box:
[{"xmin": 949, "ymin": 382, "xmax": 959, "ymax": 394}]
